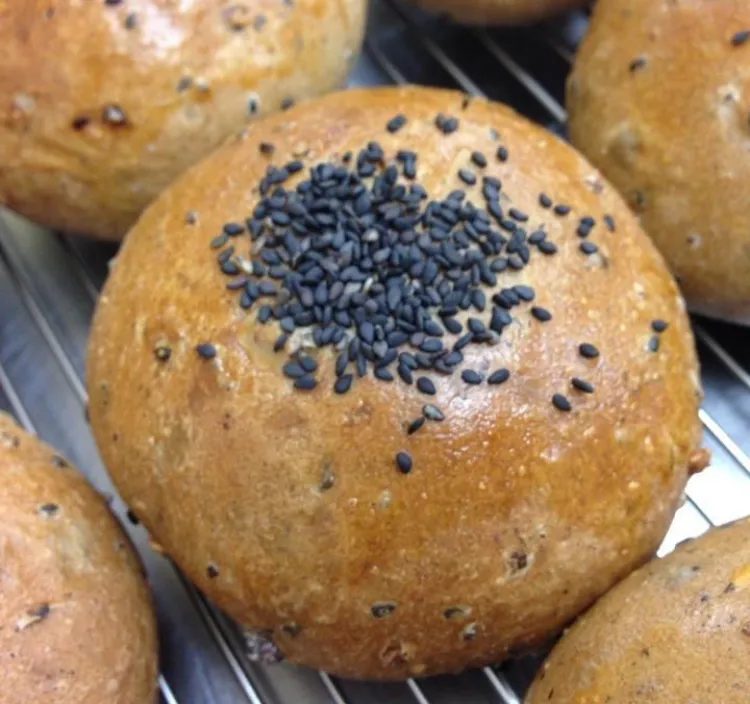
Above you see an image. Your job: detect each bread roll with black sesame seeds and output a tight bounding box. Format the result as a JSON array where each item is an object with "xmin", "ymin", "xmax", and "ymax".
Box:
[
  {"xmin": 88, "ymin": 85, "xmax": 708, "ymax": 680},
  {"xmin": 567, "ymin": 0, "xmax": 750, "ymax": 324},
  {"xmin": 0, "ymin": 413, "xmax": 158, "ymax": 702},
  {"xmin": 409, "ymin": 0, "xmax": 583, "ymax": 25},
  {"xmin": 526, "ymin": 518, "xmax": 750, "ymax": 703},
  {"xmin": 0, "ymin": 0, "xmax": 366, "ymax": 241}
]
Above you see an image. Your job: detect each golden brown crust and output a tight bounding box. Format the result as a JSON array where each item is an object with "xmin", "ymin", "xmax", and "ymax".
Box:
[
  {"xmin": 88, "ymin": 85, "xmax": 703, "ymax": 679},
  {"xmin": 0, "ymin": 0, "xmax": 365, "ymax": 240},
  {"xmin": 527, "ymin": 518, "xmax": 750, "ymax": 703},
  {"xmin": 0, "ymin": 413, "xmax": 158, "ymax": 703},
  {"xmin": 567, "ymin": 0, "xmax": 750, "ymax": 323},
  {"xmin": 410, "ymin": 0, "xmax": 583, "ymax": 25}
]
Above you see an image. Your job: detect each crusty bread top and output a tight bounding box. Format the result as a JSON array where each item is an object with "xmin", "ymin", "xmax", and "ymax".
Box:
[
  {"xmin": 527, "ymin": 518, "xmax": 750, "ymax": 703},
  {"xmin": 411, "ymin": 0, "xmax": 583, "ymax": 25},
  {"xmin": 0, "ymin": 0, "xmax": 365, "ymax": 239},
  {"xmin": 567, "ymin": 0, "xmax": 750, "ymax": 322},
  {"xmin": 89, "ymin": 85, "xmax": 704, "ymax": 679},
  {"xmin": 0, "ymin": 413, "xmax": 157, "ymax": 703}
]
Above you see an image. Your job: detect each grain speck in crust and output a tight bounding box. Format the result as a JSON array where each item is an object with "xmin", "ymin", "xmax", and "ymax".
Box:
[
  {"xmin": 88, "ymin": 85, "xmax": 705, "ymax": 680},
  {"xmin": 0, "ymin": 413, "xmax": 157, "ymax": 702},
  {"xmin": 568, "ymin": 0, "xmax": 750, "ymax": 323}
]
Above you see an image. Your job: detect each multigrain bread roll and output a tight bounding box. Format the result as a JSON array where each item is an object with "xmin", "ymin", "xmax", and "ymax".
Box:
[
  {"xmin": 526, "ymin": 518, "xmax": 750, "ymax": 703},
  {"xmin": 567, "ymin": 0, "xmax": 750, "ymax": 323},
  {"xmin": 409, "ymin": 0, "xmax": 583, "ymax": 25},
  {"xmin": 0, "ymin": 413, "xmax": 157, "ymax": 703},
  {"xmin": 88, "ymin": 85, "xmax": 708, "ymax": 679},
  {"xmin": 0, "ymin": 0, "xmax": 366, "ymax": 240}
]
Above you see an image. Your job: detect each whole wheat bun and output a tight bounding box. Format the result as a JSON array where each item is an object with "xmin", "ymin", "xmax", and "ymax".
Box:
[
  {"xmin": 88, "ymin": 85, "xmax": 707, "ymax": 680},
  {"xmin": 0, "ymin": 0, "xmax": 365, "ymax": 241},
  {"xmin": 567, "ymin": 0, "xmax": 750, "ymax": 324},
  {"xmin": 0, "ymin": 413, "xmax": 157, "ymax": 703},
  {"xmin": 410, "ymin": 0, "xmax": 583, "ymax": 25},
  {"xmin": 527, "ymin": 518, "xmax": 750, "ymax": 703}
]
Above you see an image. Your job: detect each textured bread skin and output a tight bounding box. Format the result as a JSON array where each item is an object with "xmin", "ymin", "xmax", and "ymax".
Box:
[
  {"xmin": 410, "ymin": 0, "xmax": 582, "ymax": 25},
  {"xmin": 567, "ymin": 0, "xmax": 750, "ymax": 323},
  {"xmin": 0, "ymin": 413, "xmax": 158, "ymax": 704},
  {"xmin": 0, "ymin": 0, "xmax": 365, "ymax": 240},
  {"xmin": 527, "ymin": 518, "xmax": 750, "ymax": 703},
  {"xmin": 88, "ymin": 85, "xmax": 705, "ymax": 679}
]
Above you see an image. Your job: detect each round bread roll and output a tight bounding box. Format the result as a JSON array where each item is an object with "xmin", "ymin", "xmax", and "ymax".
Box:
[
  {"xmin": 409, "ymin": 0, "xmax": 583, "ymax": 25},
  {"xmin": 0, "ymin": 0, "xmax": 365, "ymax": 240},
  {"xmin": 567, "ymin": 0, "xmax": 750, "ymax": 323},
  {"xmin": 88, "ymin": 85, "xmax": 708, "ymax": 680},
  {"xmin": 527, "ymin": 518, "xmax": 750, "ymax": 703},
  {"xmin": 0, "ymin": 413, "xmax": 158, "ymax": 703}
]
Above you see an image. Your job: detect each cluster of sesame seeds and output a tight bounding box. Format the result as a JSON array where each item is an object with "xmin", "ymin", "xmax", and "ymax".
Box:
[{"xmin": 192, "ymin": 109, "xmax": 673, "ymax": 474}]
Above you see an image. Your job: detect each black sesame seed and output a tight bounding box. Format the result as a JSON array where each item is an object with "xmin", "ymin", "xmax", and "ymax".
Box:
[
  {"xmin": 571, "ymin": 377, "xmax": 594, "ymax": 393},
  {"xmin": 282, "ymin": 361, "xmax": 306, "ymax": 378},
  {"xmin": 273, "ymin": 334, "xmax": 289, "ymax": 352},
  {"xmin": 651, "ymin": 319, "xmax": 668, "ymax": 333},
  {"xmin": 531, "ymin": 306, "xmax": 552, "ymax": 322},
  {"xmin": 207, "ymin": 564, "xmax": 219, "ymax": 578},
  {"xmin": 513, "ymin": 284, "xmax": 535, "ymax": 301},
  {"xmin": 211, "ymin": 233, "xmax": 229, "ymax": 249},
  {"xmin": 281, "ymin": 96, "xmax": 295, "ymax": 110},
  {"xmin": 458, "ymin": 168, "xmax": 477, "ymax": 186},
  {"xmin": 396, "ymin": 451, "xmax": 413, "ymax": 474},
  {"xmin": 496, "ymin": 145, "xmax": 509, "ymax": 162},
  {"xmin": 416, "ymin": 377, "xmax": 436, "ymax": 395},
  {"xmin": 508, "ymin": 208, "xmax": 528, "ymax": 222},
  {"xmin": 71, "ymin": 115, "xmax": 90, "ymax": 130},
  {"xmin": 487, "ymin": 368, "xmax": 510, "ymax": 385},
  {"xmin": 471, "ymin": 151, "xmax": 487, "ymax": 168},
  {"xmin": 259, "ymin": 142, "xmax": 275, "ymax": 155},
  {"xmin": 553, "ymin": 204, "xmax": 571, "ymax": 216},
  {"xmin": 603, "ymin": 214, "xmax": 616, "ymax": 232},
  {"xmin": 294, "ymin": 374, "xmax": 317, "ymax": 390},
  {"xmin": 552, "ymin": 393, "xmax": 572, "ymax": 412},
  {"xmin": 461, "ymin": 369, "xmax": 483, "ymax": 385},
  {"xmin": 648, "ymin": 335, "xmax": 660, "ymax": 352},
  {"xmin": 196, "ymin": 343, "xmax": 217, "ymax": 359},
  {"xmin": 538, "ymin": 240, "xmax": 558, "ymax": 255},
  {"xmin": 580, "ymin": 241, "xmax": 599, "ymax": 255},
  {"xmin": 386, "ymin": 114, "xmax": 407, "ymax": 133},
  {"xmin": 422, "ymin": 404, "xmax": 445, "ymax": 421},
  {"xmin": 579, "ymin": 343, "xmax": 600, "ymax": 359},
  {"xmin": 731, "ymin": 30, "xmax": 750, "ymax": 47},
  {"xmin": 398, "ymin": 364, "xmax": 414, "ymax": 385},
  {"xmin": 299, "ymin": 355, "xmax": 317, "ymax": 373},
  {"xmin": 375, "ymin": 367, "xmax": 394, "ymax": 381},
  {"xmin": 334, "ymin": 374, "xmax": 353, "ymax": 394},
  {"xmin": 539, "ymin": 193, "xmax": 552, "ymax": 208},
  {"xmin": 407, "ymin": 417, "xmax": 426, "ymax": 434}
]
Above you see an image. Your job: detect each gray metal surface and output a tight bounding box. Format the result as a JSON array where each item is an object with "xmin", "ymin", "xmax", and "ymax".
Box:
[{"xmin": 1, "ymin": 2, "xmax": 749, "ymax": 702}]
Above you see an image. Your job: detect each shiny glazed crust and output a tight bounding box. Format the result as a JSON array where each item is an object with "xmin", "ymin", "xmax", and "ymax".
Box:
[
  {"xmin": 0, "ymin": 413, "xmax": 158, "ymax": 703},
  {"xmin": 527, "ymin": 518, "xmax": 750, "ymax": 703},
  {"xmin": 88, "ymin": 85, "xmax": 705, "ymax": 679},
  {"xmin": 567, "ymin": 0, "xmax": 750, "ymax": 323},
  {"xmin": 0, "ymin": 0, "xmax": 366, "ymax": 240},
  {"xmin": 409, "ymin": 0, "xmax": 583, "ymax": 25}
]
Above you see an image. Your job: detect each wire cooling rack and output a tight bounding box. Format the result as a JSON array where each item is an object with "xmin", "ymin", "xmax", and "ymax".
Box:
[{"xmin": 2, "ymin": 2, "xmax": 750, "ymax": 702}]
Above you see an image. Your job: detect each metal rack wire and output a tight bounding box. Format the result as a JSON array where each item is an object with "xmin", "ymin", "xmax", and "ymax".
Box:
[{"xmin": 1, "ymin": 2, "xmax": 749, "ymax": 702}]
